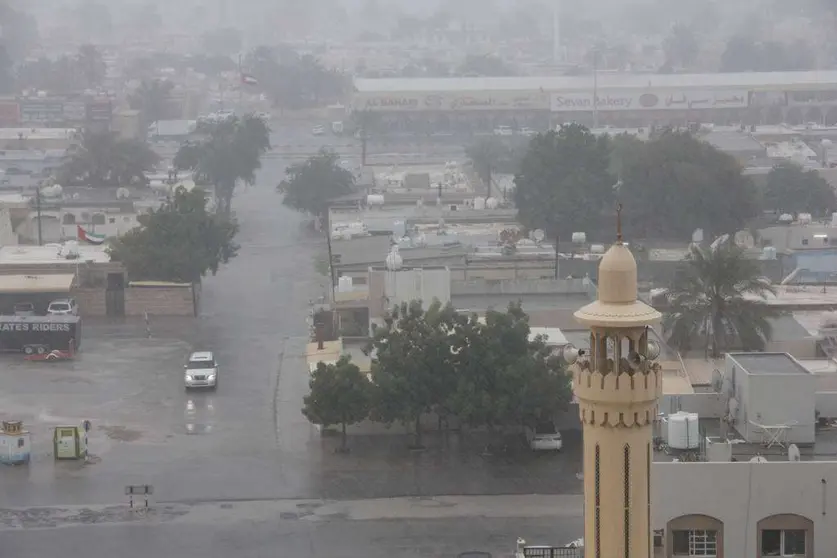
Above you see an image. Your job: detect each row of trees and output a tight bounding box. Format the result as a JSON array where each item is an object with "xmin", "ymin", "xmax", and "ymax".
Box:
[
  {"xmin": 243, "ymin": 46, "xmax": 348, "ymax": 110},
  {"xmin": 15, "ymin": 44, "xmax": 107, "ymax": 92},
  {"xmin": 302, "ymin": 301, "xmax": 571, "ymax": 451},
  {"xmin": 465, "ymin": 126, "xmax": 836, "ymax": 242}
]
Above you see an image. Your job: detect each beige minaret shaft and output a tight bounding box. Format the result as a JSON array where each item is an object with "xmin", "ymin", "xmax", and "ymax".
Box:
[{"xmin": 572, "ymin": 224, "xmax": 662, "ymax": 558}]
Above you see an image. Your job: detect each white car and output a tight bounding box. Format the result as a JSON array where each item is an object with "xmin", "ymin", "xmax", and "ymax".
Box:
[
  {"xmin": 312, "ymin": 125, "xmax": 326, "ymax": 136},
  {"xmin": 47, "ymin": 298, "xmax": 78, "ymax": 316},
  {"xmin": 525, "ymin": 422, "xmax": 563, "ymax": 451},
  {"xmin": 184, "ymin": 351, "xmax": 219, "ymax": 390},
  {"xmin": 519, "ymin": 127, "xmax": 538, "ymax": 136},
  {"xmin": 493, "ymin": 125, "xmax": 513, "ymax": 136}
]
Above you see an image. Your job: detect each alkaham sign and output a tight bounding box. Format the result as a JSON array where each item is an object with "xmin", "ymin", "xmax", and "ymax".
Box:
[{"xmin": 0, "ymin": 322, "xmax": 72, "ymax": 332}]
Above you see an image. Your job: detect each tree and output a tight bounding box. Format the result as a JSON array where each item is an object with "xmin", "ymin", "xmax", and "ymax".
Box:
[
  {"xmin": 663, "ymin": 239, "xmax": 781, "ymax": 358},
  {"xmin": 447, "ymin": 303, "xmax": 571, "ymax": 438},
  {"xmin": 277, "ymin": 149, "xmax": 355, "ymax": 218},
  {"xmin": 174, "ymin": 114, "xmax": 271, "ymax": 216},
  {"xmin": 763, "ymin": 162, "xmax": 836, "ymax": 217},
  {"xmin": 514, "ymin": 124, "xmax": 615, "ymax": 238},
  {"xmin": 663, "ymin": 23, "xmax": 699, "ymax": 69},
  {"xmin": 457, "ymin": 54, "xmax": 516, "ymax": 77},
  {"xmin": 619, "ymin": 131, "xmax": 759, "ymax": 240},
  {"xmin": 366, "ymin": 300, "xmax": 458, "ymax": 448},
  {"xmin": 129, "ymin": 79, "xmax": 175, "ymax": 125},
  {"xmin": 302, "ymin": 356, "xmax": 372, "ymax": 452},
  {"xmin": 720, "ymin": 36, "xmax": 814, "ymax": 72},
  {"xmin": 466, "ymin": 137, "xmax": 512, "ymax": 199},
  {"xmin": 77, "ymin": 44, "xmax": 106, "ymax": 88},
  {"xmin": 107, "ymin": 188, "xmax": 239, "ymax": 282},
  {"xmin": 58, "ymin": 131, "xmax": 160, "ymax": 187}
]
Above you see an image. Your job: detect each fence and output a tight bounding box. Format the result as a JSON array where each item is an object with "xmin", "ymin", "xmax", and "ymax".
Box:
[{"xmin": 522, "ymin": 546, "xmax": 583, "ymax": 558}]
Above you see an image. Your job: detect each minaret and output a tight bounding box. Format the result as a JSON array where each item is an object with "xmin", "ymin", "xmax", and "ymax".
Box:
[{"xmin": 570, "ymin": 205, "xmax": 662, "ymax": 558}]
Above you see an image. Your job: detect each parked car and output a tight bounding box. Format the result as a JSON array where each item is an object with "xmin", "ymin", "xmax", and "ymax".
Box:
[
  {"xmin": 518, "ymin": 127, "xmax": 538, "ymax": 136},
  {"xmin": 47, "ymin": 298, "xmax": 79, "ymax": 316},
  {"xmin": 13, "ymin": 302, "xmax": 35, "ymax": 316},
  {"xmin": 312, "ymin": 125, "xmax": 326, "ymax": 136},
  {"xmin": 525, "ymin": 422, "xmax": 563, "ymax": 451},
  {"xmin": 493, "ymin": 125, "xmax": 513, "ymax": 136},
  {"xmin": 184, "ymin": 351, "xmax": 219, "ymax": 390}
]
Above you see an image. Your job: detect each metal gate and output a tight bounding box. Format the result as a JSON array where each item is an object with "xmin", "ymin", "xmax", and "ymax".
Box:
[
  {"xmin": 105, "ymin": 273, "xmax": 125, "ymax": 317},
  {"xmin": 523, "ymin": 547, "xmax": 583, "ymax": 558}
]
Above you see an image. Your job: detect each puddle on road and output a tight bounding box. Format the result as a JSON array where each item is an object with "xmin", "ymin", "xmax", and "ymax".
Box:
[
  {"xmin": 100, "ymin": 425, "xmax": 143, "ymax": 442},
  {"xmin": 184, "ymin": 397, "xmax": 215, "ymax": 435}
]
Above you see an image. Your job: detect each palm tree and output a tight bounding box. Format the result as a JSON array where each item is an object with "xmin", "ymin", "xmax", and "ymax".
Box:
[
  {"xmin": 128, "ymin": 79, "xmax": 175, "ymax": 125},
  {"xmin": 663, "ymin": 239, "xmax": 781, "ymax": 358},
  {"xmin": 173, "ymin": 114, "xmax": 271, "ymax": 216},
  {"xmin": 58, "ymin": 131, "xmax": 159, "ymax": 187},
  {"xmin": 466, "ymin": 137, "xmax": 512, "ymax": 199}
]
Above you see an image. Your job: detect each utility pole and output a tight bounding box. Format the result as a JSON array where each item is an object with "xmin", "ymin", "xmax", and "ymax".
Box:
[
  {"xmin": 324, "ymin": 214, "xmax": 337, "ymax": 302},
  {"xmin": 592, "ymin": 50, "xmax": 599, "ymax": 129},
  {"xmin": 237, "ymin": 54, "xmax": 243, "ymax": 107},
  {"xmin": 554, "ymin": 235, "xmax": 560, "ymax": 279},
  {"xmin": 35, "ymin": 187, "xmax": 43, "ymax": 246}
]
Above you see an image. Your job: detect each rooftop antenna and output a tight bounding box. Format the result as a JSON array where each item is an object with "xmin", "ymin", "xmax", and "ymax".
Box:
[{"xmin": 616, "ymin": 202, "xmax": 623, "ymax": 243}]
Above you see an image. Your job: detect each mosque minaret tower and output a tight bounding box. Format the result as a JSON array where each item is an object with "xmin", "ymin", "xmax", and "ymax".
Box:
[{"xmin": 567, "ymin": 205, "xmax": 663, "ymax": 558}]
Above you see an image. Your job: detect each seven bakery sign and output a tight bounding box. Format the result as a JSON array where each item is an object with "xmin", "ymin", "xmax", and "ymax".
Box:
[
  {"xmin": 550, "ymin": 90, "xmax": 750, "ymax": 112},
  {"xmin": 358, "ymin": 92, "xmax": 548, "ymax": 111}
]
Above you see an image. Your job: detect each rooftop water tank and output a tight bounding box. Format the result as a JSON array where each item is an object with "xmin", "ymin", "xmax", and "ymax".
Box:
[
  {"xmin": 572, "ymin": 232, "xmax": 587, "ymax": 244},
  {"xmin": 367, "ymin": 194, "xmax": 384, "ymax": 206},
  {"xmin": 667, "ymin": 411, "xmax": 700, "ymax": 450},
  {"xmin": 485, "ymin": 197, "xmax": 499, "ymax": 209},
  {"xmin": 473, "ymin": 197, "xmax": 486, "ymax": 210},
  {"xmin": 590, "ymin": 244, "xmax": 605, "ymax": 254},
  {"xmin": 799, "ymin": 213, "xmax": 812, "ymax": 224}
]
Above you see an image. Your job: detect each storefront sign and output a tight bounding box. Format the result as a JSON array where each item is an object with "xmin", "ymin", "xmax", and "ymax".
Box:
[
  {"xmin": 550, "ymin": 90, "xmax": 750, "ymax": 112},
  {"xmin": 786, "ymin": 90, "xmax": 837, "ymax": 107},
  {"xmin": 0, "ymin": 321, "xmax": 71, "ymax": 332},
  {"xmin": 86, "ymin": 100, "xmax": 113, "ymax": 122},
  {"xmin": 0, "ymin": 101, "xmax": 20, "ymax": 127},
  {"xmin": 62, "ymin": 100, "xmax": 87, "ymax": 122},
  {"xmin": 19, "ymin": 100, "xmax": 65, "ymax": 125},
  {"xmin": 354, "ymin": 91, "xmax": 549, "ymax": 111}
]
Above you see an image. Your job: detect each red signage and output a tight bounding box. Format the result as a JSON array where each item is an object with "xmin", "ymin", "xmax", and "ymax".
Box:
[{"xmin": 0, "ymin": 101, "xmax": 20, "ymax": 127}]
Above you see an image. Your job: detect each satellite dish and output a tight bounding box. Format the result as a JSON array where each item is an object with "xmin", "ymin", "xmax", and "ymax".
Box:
[
  {"xmin": 749, "ymin": 456, "xmax": 768, "ymax": 463},
  {"xmin": 560, "ymin": 343, "xmax": 579, "ymax": 364},
  {"xmin": 646, "ymin": 340, "xmax": 661, "ymax": 360},
  {"xmin": 532, "ymin": 229, "xmax": 545, "ymax": 243}
]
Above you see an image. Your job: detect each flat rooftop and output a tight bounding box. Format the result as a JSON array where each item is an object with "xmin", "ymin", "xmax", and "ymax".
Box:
[
  {"xmin": 0, "ymin": 128, "xmax": 78, "ymax": 140},
  {"xmin": 0, "ymin": 273, "xmax": 74, "ymax": 293},
  {"xmin": 0, "ymin": 244, "xmax": 111, "ymax": 265},
  {"xmin": 354, "ymin": 70, "xmax": 837, "ymax": 94},
  {"xmin": 730, "ymin": 352, "xmax": 811, "ymax": 375}
]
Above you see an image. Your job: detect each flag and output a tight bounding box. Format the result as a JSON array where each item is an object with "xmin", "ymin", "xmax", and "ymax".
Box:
[
  {"xmin": 241, "ymin": 73, "xmax": 258, "ymax": 86},
  {"xmin": 77, "ymin": 225, "xmax": 106, "ymax": 245}
]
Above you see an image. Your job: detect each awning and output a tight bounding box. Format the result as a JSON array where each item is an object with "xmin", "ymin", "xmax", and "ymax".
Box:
[{"xmin": 0, "ymin": 274, "xmax": 74, "ymax": 293}]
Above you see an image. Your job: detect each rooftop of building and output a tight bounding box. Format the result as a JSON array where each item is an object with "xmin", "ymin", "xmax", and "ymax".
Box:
[
  {"xmin": 354, "ymin": 70, "xmax": 837, "ymax": 94},
  {"xmin": 332, "ymin": 235, "xmax": 472, "ymax": 267},
  {"xmin": 729, "ymin": 352, "xmax": 812, "ymax": 375},
  {"xmin": 0, "ymin": 128, "xmax": 79, "ymax": 140},
  {"xmin": 0, "ymin": 244, "xmax": 111, "ymax": 265}
]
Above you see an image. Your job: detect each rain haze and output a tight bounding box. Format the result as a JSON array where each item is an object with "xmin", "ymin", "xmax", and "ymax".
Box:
[{"xmin": 2, "ymin": 0, "xmax": 837, "ymax": 557}]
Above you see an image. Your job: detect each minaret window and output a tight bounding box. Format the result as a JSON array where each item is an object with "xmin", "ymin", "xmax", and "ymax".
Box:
[
  {"xmin": 595, "ymin": 443, "xmax": 601, "ymax": 558},
  {"xmin": 624, "ymin": 444, "xmax": 631, "ymax": 558}
]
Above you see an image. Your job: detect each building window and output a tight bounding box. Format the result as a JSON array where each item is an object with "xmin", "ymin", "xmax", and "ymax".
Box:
[
  {"xmin": 672, "ymin": 530, "xmax": 717, "ymax": 557},
  {"xmin": 91, "ymin": 213, "xmax": 106, "ymax": 225},
  {"xmin": 761, "ymin": 529, "xmax": 806, "ymax": 557},
  {"xmin": 801, "ymin": 239, "xmax": 809, "ymax": 246},
  {"xmin": 62, "ymin": 213, "xmax": 76, "ymax": 224},
  {"xmin": 109, "ymin": 217, "xmax": 115, "ymax": 223}
]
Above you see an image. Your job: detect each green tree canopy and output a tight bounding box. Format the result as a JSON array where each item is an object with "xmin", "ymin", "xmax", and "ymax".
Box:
[
  {"xmin": 447, "ymin": 303, "xmax": 571, "ymax": 432},
  {"xmin": 663, "ymin": 239, "xmax": 781, "ymax": 358},
  {"xmin": 366, "ymin": 299, "xmax": 458, "ymax": 447},
  {"xmin": 277, "ymin": 149, "xmax": 355, "ymax": 217},
  {"xmin": 514, "ymin": 124, "xmax": 615, "ymax": 238},
  {"xmin": 720, "ymin": 36, "xmax": 814, "ymax": 72},
  {"xmin": 465, "ymin": 136, "xmax": 524, "ymax": 199},
  {"xmin": 76, "ymin": 44, "xmax": 106, "ymax": 88},
  {"xmin": 763, "ymin": 162, "xmax": 836, "ymax": 217},
  {"xmin": 619, "ymin": 131, "xmax": 759, "ymax": 240},
  {"xmin": 58, "ymin": 131, "xmax": 160, "ymax": 187},
  {"xmin": 107, "ymin": 188, "xmax": 239, "ymax": 282},
  {"xmin": 129, "ymin": 79, "xmax": 175, "ymax": 125},
  {"xmin": 174, "ymin": 114, "xmax": 271, "ymax": 216},
  {"xmin": 302, "ymin": 355, "xmax": 373, "ymax": 452},
  {"xmin": 456, "ymin": 54, "xmax": 517, "ymax": 77}
]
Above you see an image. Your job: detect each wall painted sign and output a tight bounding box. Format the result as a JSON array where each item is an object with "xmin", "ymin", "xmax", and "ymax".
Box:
[
  {"xmin": 19, "ymin": 100, "xmax": 65, "ymax": 124},
  {"xmin": 354, "ymin": 91, "xmax": 549, "ymax": 111},
  {"xmin": 550, "ymin": 90, "xmax": 750, "ymax": 112},
  {"xmin": 0, "ymin": 101, "xmax": 20, "ymax": 126}
]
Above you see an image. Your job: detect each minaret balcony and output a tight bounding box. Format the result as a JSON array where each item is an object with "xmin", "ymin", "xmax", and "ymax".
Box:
[{"xmin": 573, "ymin": 364, "xmax": 663, "ymax": 408}]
